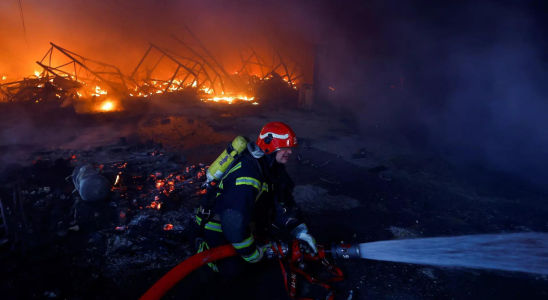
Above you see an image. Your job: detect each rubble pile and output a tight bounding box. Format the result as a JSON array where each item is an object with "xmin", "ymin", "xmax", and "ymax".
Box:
[
  {"xmin": 0, "ymin": 140, "xmax": 208, "ymax": 295},
  {"xmin": 1, "ymin": 24, "xmax": 303, "ymax": 110}
]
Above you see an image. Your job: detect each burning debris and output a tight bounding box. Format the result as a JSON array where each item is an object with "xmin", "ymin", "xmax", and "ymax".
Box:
[
  {"xmin": 0, "ymin": 25, "xmax": 305, "ymax": 111},
  {"xmin": 0, "ymin": 139, "xmax": 210, "ymax": 293}
]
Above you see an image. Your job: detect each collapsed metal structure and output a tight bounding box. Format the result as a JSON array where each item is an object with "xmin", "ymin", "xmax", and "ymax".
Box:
[
  {"xmin": 130, "ymin": 43, "xmax": 218, "ymax": 94},
  {"xmin": 0, "ymin": 24, "xmax": 305, "ymax": 104},
  {"xmin": 38, "ymin": 43, "xmax": 140, "ymax": 94},
  {"xmin": 264, "ymin": 43, "xmax": 304, "ymax": 89}
]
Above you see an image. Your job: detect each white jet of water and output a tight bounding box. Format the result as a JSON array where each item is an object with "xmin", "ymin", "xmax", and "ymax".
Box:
[{"xmin": 359, "ymin": 233, "xmax": 548, "ymax": 274}]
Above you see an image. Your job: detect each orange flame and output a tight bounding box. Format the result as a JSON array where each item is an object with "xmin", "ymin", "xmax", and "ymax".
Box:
[{"xmin": 93, "ymin": 86, "xmax": 108, "ymax": 96}]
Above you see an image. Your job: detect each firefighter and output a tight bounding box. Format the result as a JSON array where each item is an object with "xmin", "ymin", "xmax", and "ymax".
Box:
[{"xmin": 194, "ymin": 122, "xmax": 317, "ymax": 279}]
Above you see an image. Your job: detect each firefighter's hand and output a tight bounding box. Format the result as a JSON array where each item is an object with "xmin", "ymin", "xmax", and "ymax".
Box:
[
  {"xmin": 258, "ymin": 241, "xmax": 275, "ymax": 259},
  {"xmin": 291, "ymin": 224, "xmax": 318, "ymax": 254}
]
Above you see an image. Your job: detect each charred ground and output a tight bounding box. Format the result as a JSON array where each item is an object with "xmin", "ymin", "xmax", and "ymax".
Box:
[{"xmin": 0, "ymin": 100, "xmax": 547, "ymax": 300}]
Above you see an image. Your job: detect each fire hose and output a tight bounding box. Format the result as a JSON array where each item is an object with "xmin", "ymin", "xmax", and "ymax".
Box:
[{"xmin": 140, "ymin": 240, "xmax": 360, "ymax": 300}]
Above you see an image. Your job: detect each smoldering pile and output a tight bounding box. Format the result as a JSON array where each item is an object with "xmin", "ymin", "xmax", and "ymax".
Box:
[{"xmin": 0, "ymin": 140, "xmax": 207, "ymax": 282}]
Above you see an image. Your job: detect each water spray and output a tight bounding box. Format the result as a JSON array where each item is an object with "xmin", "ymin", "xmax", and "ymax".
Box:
[{"xmin": 141, "ymin": 232, "xmax": 548, "ymax": 300}]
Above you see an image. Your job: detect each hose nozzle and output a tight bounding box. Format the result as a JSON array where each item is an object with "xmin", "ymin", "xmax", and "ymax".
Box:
[{"xmin": 329, "ymin": 243, "xmax": 360, "ymax": 259}]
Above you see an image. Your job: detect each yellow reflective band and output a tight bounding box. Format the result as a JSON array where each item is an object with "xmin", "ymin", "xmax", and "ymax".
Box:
[
  {"xmin": 195, "ymin": 216, "xmax": 222, "ymax": 232},
  {"xmin": 205, "ymin": 222, "xmax": 222, "ymax": 232},
  {"xmin": 255, "ymin": 183, "xmax": 269, "ymax": 201},
  {"xmin": 232, "ymin": 235, "xmax": 254, "ymax": 249},
  {"xmin": 235, "ymin": 177, "xmax": 261, "ymax": 190},
  {"xmin": 243, "ymin": 249, "xmax": 260, "ymax": 262},
  {"xmin": 197, "ymin": 241, "xmax": 219, "ymax": 272},
  {"xmin": 224, "ymin": 162, "xmax": 242, "ymax": 178}
]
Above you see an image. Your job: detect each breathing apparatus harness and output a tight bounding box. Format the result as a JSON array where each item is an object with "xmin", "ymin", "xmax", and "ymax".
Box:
[
  {"xmin": 195, "ymin": 136, "xmax": 252, "ymax": 249},
  {"xmin": 193, "ymin": 135, "xmax": 347, "ymax": 299}
]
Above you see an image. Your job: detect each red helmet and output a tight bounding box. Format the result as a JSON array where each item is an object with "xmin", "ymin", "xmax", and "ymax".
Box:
[{"xmin": 256, "ymin": 122, "xmax": 298, "ymax": 154}]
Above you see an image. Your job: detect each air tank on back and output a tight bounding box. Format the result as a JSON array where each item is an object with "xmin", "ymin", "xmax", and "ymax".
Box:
[{"xmin": 206, "ymin": 136, "xmax": 249, "ymax": 182}]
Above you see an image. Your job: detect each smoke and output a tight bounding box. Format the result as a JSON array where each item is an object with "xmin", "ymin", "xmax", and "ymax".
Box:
[
  {"xmin": 0, "ymin": 0, "xmax": 330, "ymax": 170},
  {"xmin": 4, "ymin": 0, "xmax": 545, "ymax": 192},
  {"xmin": 317, "ymin": 0, "xmax": 548, "ymax": 190},
  {"xmin": 0, "ymin": 0, "xmax": 325, "ymax": 79}
]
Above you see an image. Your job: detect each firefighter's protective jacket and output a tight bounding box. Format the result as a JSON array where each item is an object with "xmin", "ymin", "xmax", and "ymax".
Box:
[{"xmin": 198, "ymin": 151, "xmax": 303, "ymax": 263}]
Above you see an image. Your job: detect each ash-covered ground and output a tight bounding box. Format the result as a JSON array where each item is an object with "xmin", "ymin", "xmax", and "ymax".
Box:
[{"xmin": 1, "ymin": 99, "xmax": 547, "ymax": 299}]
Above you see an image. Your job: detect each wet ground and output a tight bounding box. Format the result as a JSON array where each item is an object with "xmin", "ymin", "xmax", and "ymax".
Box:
[{"xmin": 1, "ymin": 100, "xmax": 548, "ymax": 299}]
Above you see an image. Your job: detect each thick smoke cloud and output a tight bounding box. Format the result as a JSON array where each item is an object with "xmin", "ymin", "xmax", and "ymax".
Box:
[{"xmin": 317, "ymin": 0, "xmax": 548, "ymax": 190}]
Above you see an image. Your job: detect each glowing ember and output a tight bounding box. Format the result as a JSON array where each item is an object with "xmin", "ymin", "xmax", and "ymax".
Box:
[
  {"xmin": 164, "ymin": 224, "xmax": 173, "ymax": 230},
  {"xmin": 200, "ymin": 95, "xmax": 255, "ymax": 104},
  {"xmin": 114, "ymin": 174, "xmax": 120, "ymax": 186},
  {"xmin": 156, "ymin": 180, "xmax": 164, "ymax": 189},
  {"xmin": 147, "ymin": 200, "xmax": 162, "ymax": 210},
  {"xmin": 329, "ymin": 87, "xmax": 336, "ymax": 91}
]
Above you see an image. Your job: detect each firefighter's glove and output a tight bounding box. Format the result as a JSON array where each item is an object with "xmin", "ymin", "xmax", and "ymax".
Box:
[
  {"xmin": 258, "ymin": 241, "xmax": 275, "ymax": 260},
  {"xmin": 291, "ymin": 224, "xmax": 318, "ymax": 254}
]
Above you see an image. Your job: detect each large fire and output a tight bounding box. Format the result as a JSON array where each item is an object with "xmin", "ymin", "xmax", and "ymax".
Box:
[{"xmin": 0, "ymin": 26, "xmax": 305, "ymax": 113}]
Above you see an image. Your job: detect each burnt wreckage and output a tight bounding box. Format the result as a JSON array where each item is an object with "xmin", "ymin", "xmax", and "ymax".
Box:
[
  {"xmin": 0, "ymin": 24, "xmax": 305, "ymax": 110},
  {"xmin": 0, "ymin": 141, "xmax": 207, "ymax": 277}
]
